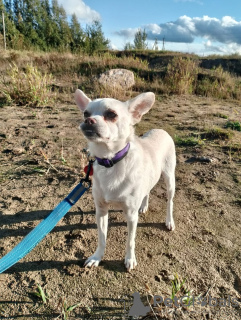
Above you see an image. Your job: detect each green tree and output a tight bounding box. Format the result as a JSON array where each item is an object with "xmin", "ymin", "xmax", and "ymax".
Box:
[
  {"xmin": 85, "ymin": 20, "xmax": 109, "ymax": 54},
  {"xmin": 39, "ymin": 0, "xmax": 58, "ymax": 50},
  {"xmin": 51, "ymin": 0, "xmax": 71, "ymax": 51},
  {"xmin": 3, "ymin": 0, "xmax": 13, "ymax": 20},
  {"xmin": 0, "ymin": 0, "xmax": 110, "ymax": 53},
  {"xmin": 21, "ymin": 0, "xmax": 44, "ymax": 49},
  {"xmin": 133, "ymin": 28, "xmax": 148, "ymax": 50},
  {"xmin": 13, "ymin": 0, "xmax": 24, "ymax": 32},
  {"xmin": 1, "ymin": 0, "xmax": 22, "ymax": 49},
  {"xmin": 70, "ymin": 13, "xmax": 85, "ymax": 52},
  {"xmin": 124, "ymin": 42, "xmax": 133, "ymax": 50},
  {"xmin": 58, "ymin": 4, "xmax": 71, "ymax": 51}
]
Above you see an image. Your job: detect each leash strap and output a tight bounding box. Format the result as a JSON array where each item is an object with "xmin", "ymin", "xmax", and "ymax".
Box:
[{"xmin": 0, "ymin": 167, "xmax": 92, "ymax": 274}]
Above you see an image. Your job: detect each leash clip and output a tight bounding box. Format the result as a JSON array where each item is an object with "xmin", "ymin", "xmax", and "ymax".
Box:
[{"xmin": 82, "ymin": 159, "xmax": 94, "ymax": 186}]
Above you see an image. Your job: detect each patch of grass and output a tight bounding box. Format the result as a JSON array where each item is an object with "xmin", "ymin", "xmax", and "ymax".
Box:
[
  {"xmin": 214, "ymin": 113, "xmax": 228, "ymax": 119},
  {"xmin": 221, "ymin": 144, "xmax": 241, "ymax": 160},
  {"xmin": 196, "ymin": 66, "xmax": 241, "ymax": 99},
  {"xmin": 0, "ymin": 63, "xmax": 54, "ymax": 107},
  {"xmin": 59, "ymin": 298, "xmax": 81, "ymax": 320},
  {"xmin": 202, "ymin": 127, "xmax": 233, "ymax": 140},
  {"xmin": 174, "ymin": 135, "xmax": 204, "ymax": 146},
  {"xmin": 171, "ymin": 273, "xmax": 187, "ymax": 299},
  {"xmin": 31, "ymin": 284, "xmax": 49, "ymax": 304},
  {"xmin": 170, "ymin": 274, "xmax": 194, "ymax": 306},
  {"xmin": 225, "ymin": 120, "xmax": 241, "ymax": 131}
]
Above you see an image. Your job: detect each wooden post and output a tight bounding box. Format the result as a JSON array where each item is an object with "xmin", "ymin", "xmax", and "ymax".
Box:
[{"xmin": 2, "ymin": 12, "xmax": 6, "ymax": 50}]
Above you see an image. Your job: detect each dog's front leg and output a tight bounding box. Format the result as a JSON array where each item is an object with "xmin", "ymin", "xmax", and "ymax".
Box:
[
  {"xmin": 125, "ymin": 211, "xmax": 138, "ymax": 271},
  {"xmin": 84, "ymin": 201, "xmax": 108, "ymax": 267}
]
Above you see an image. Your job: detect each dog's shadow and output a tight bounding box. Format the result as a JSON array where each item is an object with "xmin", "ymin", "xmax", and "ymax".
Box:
[
  {"xmin": 5, "ymin": 259, "xmax": 129, "ymax": 274},
  {"xmin": 0, "ymin": 209, "xmax": 168, "ymax": 238},
  {"xmin": 0, "ymin": 209, "xmax": 169, "ymax": 274}
]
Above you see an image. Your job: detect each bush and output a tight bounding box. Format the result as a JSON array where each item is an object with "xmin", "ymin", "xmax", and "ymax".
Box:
[
  {"xmin": 0, "ymin": 63, "xmax": 54, "ymax": 107},
  {"xmin": 164, "ymin": 57, "xmax": 199, "ymax": 94},
  {"xmin": 196, "ymin": 66, "xmax": 241, "ymax": 99},
  {"xmin": 225, "ymin": 120, "xmax": 241, "ymax": 131}
]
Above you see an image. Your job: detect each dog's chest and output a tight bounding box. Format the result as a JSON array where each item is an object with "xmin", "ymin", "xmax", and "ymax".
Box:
[{"xmin": 93, "ymin": 165, "xmax": 135, "ymax": 204}]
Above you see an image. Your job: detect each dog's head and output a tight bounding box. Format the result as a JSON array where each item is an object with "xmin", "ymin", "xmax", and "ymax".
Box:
[{"xmin": 75, "ymin": 89, "xmax": 155, "ymax": 143}]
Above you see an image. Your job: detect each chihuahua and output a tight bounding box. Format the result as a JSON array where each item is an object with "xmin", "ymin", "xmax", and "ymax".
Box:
[{"xmin": 75, "ymin": 89, "xmax": 176, "ymax": 271}]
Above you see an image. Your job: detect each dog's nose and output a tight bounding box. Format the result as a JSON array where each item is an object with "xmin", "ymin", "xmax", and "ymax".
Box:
[{"xmin": 85, "ymin": 117, "xmax": 97, "ymax": 125}]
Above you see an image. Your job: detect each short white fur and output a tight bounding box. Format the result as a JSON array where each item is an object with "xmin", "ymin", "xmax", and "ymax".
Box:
[{"xmin": 75, "ymin": 89, "xmax": 176, "ymax": 271}]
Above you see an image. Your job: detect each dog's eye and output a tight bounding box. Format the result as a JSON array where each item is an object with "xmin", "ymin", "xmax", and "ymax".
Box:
[
  {"xmin": 84, "ymin": 110, "xmax": 91, "ymax": 118},
  {"xmin": 104, "ymin": 110, "xmax": 117, "ymax": 120}
]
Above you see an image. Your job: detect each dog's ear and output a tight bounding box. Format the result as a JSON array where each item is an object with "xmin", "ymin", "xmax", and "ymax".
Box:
[
  {"xmin": 75, "ymin": 89, "xmax": 92, "ymax": 111},
  {"xmin": 127, "ymin": 92, "xmax": 155, "ymax": 124}
]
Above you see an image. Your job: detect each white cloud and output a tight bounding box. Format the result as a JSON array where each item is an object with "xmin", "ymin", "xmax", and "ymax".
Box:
[
  {"xmin": 203, "ymin": 40, "xmax": 223, "ymax": 53},
  {"xmin": 58, "ymin": 0, "xmax": 101, "ymax": 23},
  {"xmin": 221, "ymin": 16, "xmax": 239, "ymax": 27},
  {"xmin": 200, "ymin": 39, "xmax": 241, "ymax": 55},
  {"xmin": 178, "ymin": 15, "xmax": 196, "ymax": 32},
  {"xmin": 145, "ymin": 24, "xmax": 162, "ymax": 34},
  {"xmin": 193, "ymin": 16, "xmax": 241, "ymax": 44},
  {"xmin": 116, "ymin": 15, "xmax": 241, "ymax": 46},
  {"xmin": 115, "ymin": 28, "xmax": 139, "ymax": 38}
]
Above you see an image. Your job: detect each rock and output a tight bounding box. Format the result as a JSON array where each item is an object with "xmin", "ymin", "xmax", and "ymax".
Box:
[
  {"xmin": 185, "ymin": 156, "xmax": 213, "ymax": 163},
  {"xmin": 217, "ymin": 237, "xmax": 233, "ymax": 249},
  {"xmin": 12, "ymin": 147, "xmax": 25, "ymax": 155},
  {"xmin": 98, "ymin": 69, "xmax": 135, "ymax": 90},
  {"xmin": 167, "ymin": 274, "xmax": 175, "ymax": 281}
]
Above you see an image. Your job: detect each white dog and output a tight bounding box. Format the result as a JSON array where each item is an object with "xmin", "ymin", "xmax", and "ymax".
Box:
[{"xmin": 75, "ymin": 89, "xmax": 176, "ymax": 271}]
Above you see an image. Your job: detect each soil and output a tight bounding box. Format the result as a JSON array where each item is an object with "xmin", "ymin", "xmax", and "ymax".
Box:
[{"xmin": 0, "ymin": 94, "xmax": 241, "ymax": 319}]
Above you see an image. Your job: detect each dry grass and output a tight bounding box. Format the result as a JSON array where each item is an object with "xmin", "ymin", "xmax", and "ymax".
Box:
[
  {"xmin": 0, "ymin": 63, "xmax": 54, "ymax": 107},
  {"xmin": 196, "ymin": 66, "xmax": 241, "ymax": 99},
  {"xmin": 1, "ymin": 49, "xmax": 241, "ymax": 107},
  {"xmin": 163, "ymin": 57, "xmax": 199, "ymax": 95}
]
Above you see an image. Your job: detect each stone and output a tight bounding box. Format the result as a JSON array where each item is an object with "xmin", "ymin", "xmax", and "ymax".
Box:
[{"xmin": 98, "ymin": 69, "xmax": 135, "ymax": 90}]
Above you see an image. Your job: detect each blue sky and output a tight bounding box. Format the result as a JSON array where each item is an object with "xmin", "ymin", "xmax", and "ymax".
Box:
[{"xmin": 59, "ymin": 0, "xmax": 241, "ymax": 56}]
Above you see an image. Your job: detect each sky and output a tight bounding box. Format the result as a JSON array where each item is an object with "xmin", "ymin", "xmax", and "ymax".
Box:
[{"xmin": 58, "ymin": 0, "xmax": 241, "ymax": 56}]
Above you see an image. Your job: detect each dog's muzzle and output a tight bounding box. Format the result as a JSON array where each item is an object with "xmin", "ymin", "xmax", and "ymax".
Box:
[{"xmin": 80, "ymin": 121, "xmax": 101, "ymax": 138}]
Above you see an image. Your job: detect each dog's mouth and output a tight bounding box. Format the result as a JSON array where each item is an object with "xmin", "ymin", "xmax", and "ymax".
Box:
[
  {"xmin": 80, "ymin": 123, "xmax": 101, "ymax": 139},
  {"xmin": 83, "ymin": 129, "xmax": 101, "ymax": 138}
]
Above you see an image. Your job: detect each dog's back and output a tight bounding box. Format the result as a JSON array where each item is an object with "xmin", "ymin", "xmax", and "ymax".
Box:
[{"xmin": 134, "ymin": 129, "xmax": 176, "ymax": 190}]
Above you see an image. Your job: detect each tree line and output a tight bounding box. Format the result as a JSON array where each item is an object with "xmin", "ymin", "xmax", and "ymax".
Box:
[{"xmin": 0, "ymin": 0, "xmax": 109, "ymax": 53}]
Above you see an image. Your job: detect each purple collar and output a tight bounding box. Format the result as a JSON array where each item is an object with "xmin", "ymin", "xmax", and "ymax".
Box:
[{"xmin": 95, "ymin": 143, "xmax": 130, "ymax": 168}]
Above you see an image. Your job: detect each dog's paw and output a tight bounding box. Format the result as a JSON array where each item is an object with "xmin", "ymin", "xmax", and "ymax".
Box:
[
  {"xmin": 139, "ymin": 195, "xmax": 149, "ymax": 214},
  {"xmin": 125, "ymin": 256, "xmax": 137, "ymax": 272},
  {"xmin": 139, "ymin": 204, "xmax": 148, "ymax": 214},
  {"xmin": 166, "ymin": 219, "xmax": 175, "ymax": 231},
  {"xmin": 84, "ymin": 255, "xmax": 101, "ymax": 268}
]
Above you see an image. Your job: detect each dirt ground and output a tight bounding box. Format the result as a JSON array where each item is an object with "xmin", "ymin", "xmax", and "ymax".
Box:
[{"xmin": 0, "ymin": 94, "xmax": 241, "ymax": 319}]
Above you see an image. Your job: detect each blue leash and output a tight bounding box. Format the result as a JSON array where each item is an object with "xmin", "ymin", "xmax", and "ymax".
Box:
[{"xmin": 0, "ymin": 161, "xmax": 93, "ymax": 274}]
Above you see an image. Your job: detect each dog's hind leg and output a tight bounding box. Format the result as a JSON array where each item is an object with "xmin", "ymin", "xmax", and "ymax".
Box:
[
  {"xmin": 139, "ymin": 194, "xmax": 149, "ymax": 213},
  {"xmin": 163, "ymin": 169, "xmax": 175, "ymax": 231},
  {"xmin": 84, "ymin": 201, "xmax": 108, "ymax": 267}
]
